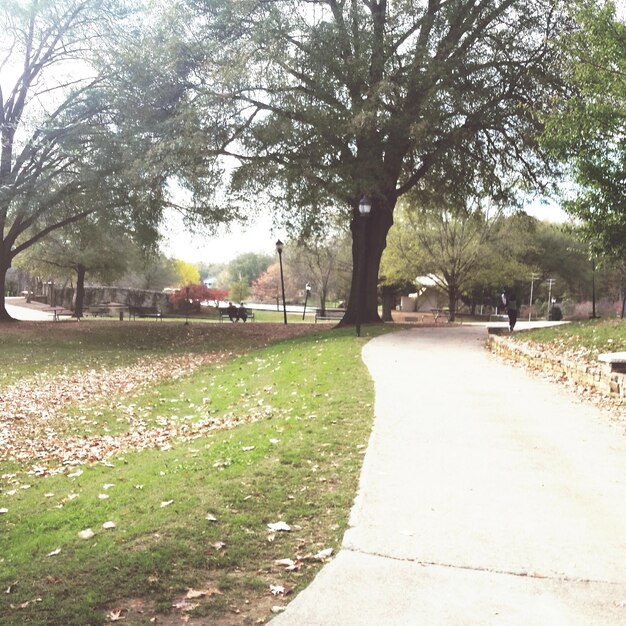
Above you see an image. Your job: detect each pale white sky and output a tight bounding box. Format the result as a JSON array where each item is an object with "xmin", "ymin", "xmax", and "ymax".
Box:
[
  {"xmin": 161, "ymin": 196, "xmax": 570, "ymax": 265},
  {"xmin": 160, "ymin": 209, "xmax": 283, "ymax": 265}
]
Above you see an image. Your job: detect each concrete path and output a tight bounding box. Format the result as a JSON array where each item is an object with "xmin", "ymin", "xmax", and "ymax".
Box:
[
  {"xmin": 4, "ymin": 297, "xmax": 54, "ymax": 321},
  {"xmin": 271, "ymin": 325, "xmax": 626, "ymax": 625}
]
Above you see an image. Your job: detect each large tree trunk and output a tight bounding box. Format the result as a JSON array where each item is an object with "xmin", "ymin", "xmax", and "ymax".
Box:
[
  {"xmin": 74, "ymin": 264, "xmax": 86, "ymax": 318},
  {"xmin": 381, "ymin": 285, "xmax": 394, "ymax": 322},
  {"xmin": 0, "ymin": 251, "xmax": 16, "ymax": 322},
  {"xmin": 340, "ymin": 202, "xmax": 394, "ymax": 327},
  {"xmin": 447, "ymin": 285, "xmax": 458, "ymax": 322}
]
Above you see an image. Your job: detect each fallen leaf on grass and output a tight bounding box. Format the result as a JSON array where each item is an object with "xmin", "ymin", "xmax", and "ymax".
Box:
[
  {"xmin": 46, "ymin": 576, "xmax": 63, "ymax": 584},
  {"xmin": 102, "ymin": 521, "xmax": 116, "ymax": 529},
  {"xmin": 98, "ymin": 494, "xmax": 109, "ymax": 500},
  {"xmin": 107, "ymin": 608, "xmax": 125, "ymax": 621},
  {"xmin": 78, "ymin": 528, "xmax": 95, "ymax": 540},
  {"xmin": 270, "ymin": 585, "xmax": 285, "ymax": 596},
  {"xmin": 311, "ymin": 548, "xmax": 333, "ymax": 561},
  {"xmin": 212, "ymin": 541, "xmax": 226, "ymax": 550},
  {"xmin": 206, "ymin": 513, "xmax": 218, "ymax": 522},
  {"xmin": 267, "ymin": 521, "xmax": 291, "ymax": 532},
  {"xmin": 0, "ymin": 508, "xmax": 8, "ymax": 514},
  {"xmin": 186, "ymin": 587, "xmax": 223, "ymax": 599},
  {"xmin": 47, "ymin": 548, "xmax": 61, "ymax": 557},
  {"xmin": 273, "ymin": 558, "xmax": 301, "ymax": 571},
  {"xmin": 172, "ymin": 600, "xmax": 199, "ymax": 612},
  {"xmin": 242, "ymin": 446, "xmax": 255, "ymax": 452},
  {"xmin": 160, "ymin": 500, "xmax": 174, "ymax": 508}
]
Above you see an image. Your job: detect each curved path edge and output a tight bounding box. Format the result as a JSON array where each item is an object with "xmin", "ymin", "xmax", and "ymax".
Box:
[{"xmin": 271, "ymin": 326, "xmax": 626, "ymax": 625}]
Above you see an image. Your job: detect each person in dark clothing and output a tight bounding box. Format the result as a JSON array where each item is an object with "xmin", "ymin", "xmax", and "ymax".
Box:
[
  {"xmin": 227, "ymin": 301, "xmax": 237, "ymax": 322},
  {"xmin": 505, "ymin": 291, "xmax": 518, "ymax": 332},
  {"xmin": 237, "ymin": 303, "xmax": 248, "ymax": 322}
]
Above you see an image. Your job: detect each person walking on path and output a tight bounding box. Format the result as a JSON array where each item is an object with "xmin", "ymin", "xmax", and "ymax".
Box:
[
  {"xmin": 505, "ymin": 290, "xmax": 518, "ymax": 332},
  {"xmin": 270, "ymin": 326, "xmax": 626, "ymax": 625}
]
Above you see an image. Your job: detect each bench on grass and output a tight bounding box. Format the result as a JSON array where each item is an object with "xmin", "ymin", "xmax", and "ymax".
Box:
[
  {"xmin": 128, "ymin": 305, "xmax": 162, "ymax": 320},
  {"xmin": 431, "ymin": 308, "xmax": 451, "ymax": 323},
  {"xmin": 50, "ymin": 307, "xmax": 76, "ymax": 321},
  {"xmin": 314, "ymin": 308, "xmax": 345, "ymax": 323},
  {"xmin": 218, "ymin": 307, "xmax": 255, "ymax": 322}
]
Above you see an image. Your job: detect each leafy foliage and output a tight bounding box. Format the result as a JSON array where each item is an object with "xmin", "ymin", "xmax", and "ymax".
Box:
[
  {"xmin": 542, "ymin": 0, "xmax": 626, "ymax": 258},
  {"xmin": 131, "ymin": 0, "xmax": 567, "ymax": 324},
  {"xmin": 168, "ymin": 284, "xmax": 228, "ymax": 311}
]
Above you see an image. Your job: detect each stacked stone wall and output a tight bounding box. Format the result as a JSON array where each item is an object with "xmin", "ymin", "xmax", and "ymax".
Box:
[{"xmin": 488, "ymin": 335, "xmax": 626, "ymax": 401}]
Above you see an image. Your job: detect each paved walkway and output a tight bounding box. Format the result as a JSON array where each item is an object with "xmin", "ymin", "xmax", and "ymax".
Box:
[
  {"xmin": 271, "ymin": 325, "xmax": 626, "ymax": 625},
  {"xmin": 4, "ymin": 297, "xmax": 54, "ymax": 321}
]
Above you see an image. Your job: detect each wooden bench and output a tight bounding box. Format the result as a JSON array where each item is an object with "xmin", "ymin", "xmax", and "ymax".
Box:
[
  {"xmin": 431, "ymin": 308, "xmax": 450, "ymax": 323},
  {"xmin": 218, "ymin": 307, "xmax": 254, "ymax": 322},
  {"xmin": 128, "ymin": 305, "xmax": 162, "ymax": 320},
  {"xmin": 314, "ymin": 308, "xmax": 345, "ymax": 323},
  {"xmin": 598, "ymin": 352, "xmax": 626, "ymax": 374},
  {"xmin": 50, "ymin": 307, "xmax": 76, "ymax": 321}
]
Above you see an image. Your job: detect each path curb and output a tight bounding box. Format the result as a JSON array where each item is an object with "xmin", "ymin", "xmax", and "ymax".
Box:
[{"xmin": 487, "ymin": 334, "xmax": 626, "ymax": 401}]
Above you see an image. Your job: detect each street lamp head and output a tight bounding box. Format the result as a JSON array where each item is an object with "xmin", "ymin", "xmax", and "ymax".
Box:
[
  {"xmin": 358, "ymin": 195, "xmax": 372, "ymax": 216},
  {"xmin": 305, "ymin": 282, "xmax": 311, "ymax": 293},
  {"xmin": 275, "ymin": 239, "xmax": 284, "ymax": 254}
]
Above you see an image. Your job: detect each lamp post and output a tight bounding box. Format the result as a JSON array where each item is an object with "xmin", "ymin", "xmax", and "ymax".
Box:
[
  {"xmin": 276, "ymin": 239, "xmax": 287, "ymax": 324},
  {"xmin": 591, "ymin": 258, "xmax": 597, "ymax": 319},
  {"xmin": 546, "ymin": 278, "xmax": 555, "ymax": 320},
  {"xmin": 185, "ymin": 285, "xmax": 190, "ymax": 326},
  {"xmin": 529, "ymin": 272, "xmax": 540, "ymax": 322},
  {"xmin": 302, "ymin": 282, "xmax": 311, "ymax": 320},
  {"xmin": 355, "ymin": 195, "xmax": 372, "ymax": 337}
]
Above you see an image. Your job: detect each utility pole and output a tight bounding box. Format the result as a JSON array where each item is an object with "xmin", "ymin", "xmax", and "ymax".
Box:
[{"xmin": 529, "ymin": 273, "xmax": 541, "ymax": 322}]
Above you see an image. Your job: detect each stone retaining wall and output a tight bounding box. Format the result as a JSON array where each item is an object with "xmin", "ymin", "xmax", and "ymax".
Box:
[{"xmin": 488, "ymin": 335, "xmax": 626, "ymax": 401}]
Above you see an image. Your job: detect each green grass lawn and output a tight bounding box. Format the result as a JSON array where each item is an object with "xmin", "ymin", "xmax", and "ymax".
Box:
[
  {"xmin": 0, "ymin": 321, "xmax": 385, "ymax": 625},
  {"xmin": 513, "ymin": 318, "xmax": 626, "ymax": 362}
]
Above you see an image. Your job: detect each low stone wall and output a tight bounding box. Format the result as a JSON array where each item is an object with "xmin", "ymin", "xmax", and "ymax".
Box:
[
  {"xmin": 488, "ymin": 335, "xmax": 626, "ymax": 401},
  {"xmin": 52, "ymin": 286, "xmax": 170, "ymax": 311}
]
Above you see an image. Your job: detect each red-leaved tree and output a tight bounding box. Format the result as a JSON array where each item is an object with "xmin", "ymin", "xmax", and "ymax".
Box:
[{"xmin": 169, "ymin": 284, "xmax": 228, "ymax": 312}]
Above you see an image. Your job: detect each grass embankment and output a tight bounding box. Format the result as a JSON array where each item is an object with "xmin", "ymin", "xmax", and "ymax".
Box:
[
  {"xmin": 0, "ymin": 322, "xmax": 383, "ymax": 625},
  {"xmin": 513, "ymin": 318, "xmax": 626, "ymax": 363}
]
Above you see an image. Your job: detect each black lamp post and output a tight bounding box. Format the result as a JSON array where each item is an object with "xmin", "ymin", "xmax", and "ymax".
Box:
[
  {"xmin": 276, "ymin": 239, "xmax": 287, "ymax": 324},
  {"xmin": 591, "ymin": 258, "xmax": 597, "ymax": 319},
  {"xmin": 355, "ymin": 195, "xmax": 372, "ymax": 337},
  {"xmin": 185, "ymin": 285, "xmax": 190, "ymax": 326},
  {"xmin": 302, "ymin": 282, "xmax": 311, "ymax": 320}
]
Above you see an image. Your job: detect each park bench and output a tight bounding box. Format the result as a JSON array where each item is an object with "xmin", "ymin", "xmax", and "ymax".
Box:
[
  {"xmin": 218, "ymin": 307, "xmax": 255, "ymax": 322},
  {"xmin": 314, "ymin": 308, "xmax": 345, "ymax": 323},
  {"xmin": 431, "ymin": 308, "xmax": 450, "ymax": 323},
  {"xmin": 128, "ymin": 305, "xmax": 163, "ymax": 320},
  {"xmin": 49, "ymin": 307, "xmax": 76, "ymax": 321},
  {"xmin": 598, "ymin": 352, "xmax": 626, "ymax": 374}
]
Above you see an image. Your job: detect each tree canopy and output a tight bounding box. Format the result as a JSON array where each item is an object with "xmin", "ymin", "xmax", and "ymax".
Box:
[
  {"xmin": 137, "ymin": 0, "xmax": 566, "ymax": 325},
  {"xmin": 542, "ymin": 0, "xmax": 626, "ymax": 259}
]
